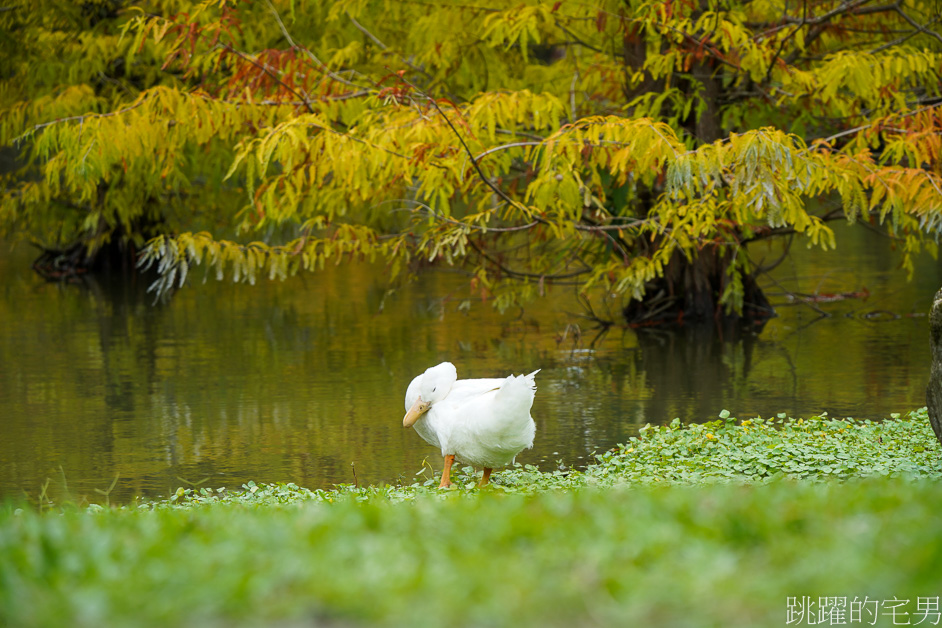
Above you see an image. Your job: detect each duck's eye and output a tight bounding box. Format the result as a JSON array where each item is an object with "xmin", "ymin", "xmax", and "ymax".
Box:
[{"xmin": 432, "ymin": 386, "xmax": 437, "ymax": 392}]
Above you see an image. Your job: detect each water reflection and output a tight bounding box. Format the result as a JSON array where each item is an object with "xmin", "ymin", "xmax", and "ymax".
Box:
[{"xmin": 0, "ymin": 224, "xmax": 939, "ymax": 505}]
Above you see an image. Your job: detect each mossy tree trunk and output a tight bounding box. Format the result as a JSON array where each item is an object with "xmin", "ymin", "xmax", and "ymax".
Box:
[
  {"xmin": 926, "ymin": 287, "xmax": 942, "ymax": 444},
  {"xmin": 622, "ymin": 245, "xmax": 774, "ymax": 327}
]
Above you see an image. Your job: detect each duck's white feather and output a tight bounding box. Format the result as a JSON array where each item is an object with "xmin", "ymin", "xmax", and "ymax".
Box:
[{"xmin": 405, "ymin": 362, "xmax": 538, "ymax": 469}]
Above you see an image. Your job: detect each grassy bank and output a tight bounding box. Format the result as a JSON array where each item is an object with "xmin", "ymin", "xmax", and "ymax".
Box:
[{"xmin": 2, "ymin": 411, "xmax": 941, "ymax": 628}]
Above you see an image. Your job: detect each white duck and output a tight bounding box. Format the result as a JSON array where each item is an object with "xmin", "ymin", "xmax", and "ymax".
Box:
[{"xmin": 403, "ymin": 362, "xmax": 538, "ymax": 488}]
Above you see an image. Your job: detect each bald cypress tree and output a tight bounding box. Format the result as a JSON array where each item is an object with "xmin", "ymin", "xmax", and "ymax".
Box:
[{"xmin": 3, "ymin": 0, "xmax": 942, "ymax": 323}]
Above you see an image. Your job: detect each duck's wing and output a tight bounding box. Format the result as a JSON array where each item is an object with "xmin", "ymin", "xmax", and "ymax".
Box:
[
  {"xmin": 443, "ymin": 373, "xmax": 538, "ymax": 412},
  {"xmin": 451, "ymin": 372, "xmax": 537, "ymax": 396},
  {"xmin": 455, "ymin": 377, "xmax": 506, "ymax": 391},
  {"xmin": 444, "ymin": 373, "xmax": 537, "ymax": 467},
  {"xmin": 492, "ymin": 373, "xmax": 537, "ymax": 419},
  {"xmin": 447, "ymin": 377, "xmax": 504, "ymax": 403},
  {"xmin": 449, "ymin": 374, "xmax": 536, "ymax": 432}
]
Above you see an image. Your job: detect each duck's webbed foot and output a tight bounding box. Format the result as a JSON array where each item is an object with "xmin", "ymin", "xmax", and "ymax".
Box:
[{"xmin": 478, "ymin": 467, "xmax": 492, "ymax": 487}]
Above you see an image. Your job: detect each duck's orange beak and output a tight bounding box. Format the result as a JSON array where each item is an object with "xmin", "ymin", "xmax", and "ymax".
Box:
[{"xmin": 403, "ymin": 397, "xmax": 431, "ymax": 427}]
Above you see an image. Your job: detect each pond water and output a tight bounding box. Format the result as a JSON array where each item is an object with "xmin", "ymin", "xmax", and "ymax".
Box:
[{"xmin": 1, "ymin": 225, "xmax": 939, "ymax": 505}]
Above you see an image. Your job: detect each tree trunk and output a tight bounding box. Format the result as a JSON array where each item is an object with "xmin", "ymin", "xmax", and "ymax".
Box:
[
  {"xmin": 623, "ymin": 246, "xmax": 774, "ymax": 327},
  {"xmin": 687, "ymin": 58, "xmax": 723, "ymax": 144},
  {"xmin": 926, "ymin": 287, "xmax": 942, "ymax": 444}
]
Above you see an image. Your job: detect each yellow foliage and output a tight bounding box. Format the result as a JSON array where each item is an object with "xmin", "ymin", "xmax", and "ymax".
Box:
[{"xmin": 2, "ymin": 0, "xmax": 942, "ymax": 316}]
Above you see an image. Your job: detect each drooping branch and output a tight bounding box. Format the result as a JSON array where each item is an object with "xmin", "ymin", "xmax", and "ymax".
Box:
[
  {"xmin": 409, "ymin": 80, "xmax": 536, "ymax": 219},
  {"xmin": 19, "ymin": 98, "xmax": 146, "ymax": 139},
  {"xmin": 265, "ymin": 0, "xmax": 368, "ymax": 91},
  {"xmin": 890, "ymin": 3, "xmax": 942, "ymax": 46},
  {"xmin": 217, "ymin": 42, "xmax": 316, "ymax": 113},
  {"xmin": 466, "ymin": 236, "xmax": 592, "ymax": 283}
]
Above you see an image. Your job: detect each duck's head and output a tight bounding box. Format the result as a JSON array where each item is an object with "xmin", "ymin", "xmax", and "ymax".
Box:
[{"xmin": 403, "ymin": 362, "xmax": 457, "ymax": 428}]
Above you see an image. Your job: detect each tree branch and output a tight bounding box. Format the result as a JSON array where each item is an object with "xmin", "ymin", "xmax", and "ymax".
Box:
[
  {"xmin": 265, "ymin": 0, "xmax": 367, "ymax": 91},
  {"xmin": 890, "ymin": 3, "xmax": 942, "ymax": 46},
  {"xmin": 814, "ymin": 101, "xmax": 942, "ymax": 144},
  {"xmin": 19, "ymin": 98, "xmax": 147, "ymax": 139},
  {"xmin": 219, "ymin": 42, "xmax": 315, "ymax": 113},
  {"xmin": 781, "ymin": 0, "xmax": 887, "ymax": 65},
  {"xmin": 472, "ymin": 141, "xmax": 543, "ymax": 163},
  {"xmin": 397, "ymin": 201, "xmax": 539, "ymax": 233},
  {"xmin": 466, "ymin": 237, "xmax": 592, "ymax": 281},
  {"xmin": 407, "ymin": 80, "xmax": 535, "ymax": 219}
]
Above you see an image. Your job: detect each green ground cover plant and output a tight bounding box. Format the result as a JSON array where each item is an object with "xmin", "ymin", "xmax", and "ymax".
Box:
[{"xmin": 2, "ymin": 411, "xmax": 940, "ymax": 628}]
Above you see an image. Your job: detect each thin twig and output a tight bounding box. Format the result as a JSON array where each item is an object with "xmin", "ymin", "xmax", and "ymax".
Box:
[
  {"xmin": 467, "ymin": 237, "xmax": 592, "ymax": 281},
  {"xmin": 406, "ymin": 79, "xmax": 534, "ymax": 217},
  {"xmin": 344, "ymin": 10, "xmax": 451, "ymax": 99},
  {"xmin": 891, "ymin": 3, "xmax": 942, "ymax": 46},
  {"xmin": 20, "ymin": 98, "xmax": 147, "ymax": 138},
  {"xmin": 816, "ymin": 101, "xmax": 942, "ymax": 144},
  {"xmin": 265, "ymin": 0, "xmax": 366, "ymax": 90},
  {"xmin": 220, "ymin": 42, "xmax": 315, "ymax": 113},
  {"xmin": 869, "ymin": 16, "xmax": 940, "ymax": 52},
  {"xmin": 472, "ymin": 141, "xmax": 543, "ymax": 163},
  {"xmin": 397, "ymin": 200, "xmax": 540, "ymax": 233},
  {"xmin": 346, "ymin": 11, "xmax": 387, "ymax": 49}
]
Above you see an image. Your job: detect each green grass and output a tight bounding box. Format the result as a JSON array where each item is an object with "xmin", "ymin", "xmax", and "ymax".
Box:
[{"xmin": 2, "ymin": 410, "xmax": 941, "ymax": 628}]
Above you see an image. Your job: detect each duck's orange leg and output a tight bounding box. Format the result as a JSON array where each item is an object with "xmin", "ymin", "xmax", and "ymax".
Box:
[
  {"xmin": 478, "ymin": 467, "xmax": 492, "ymax": 487},
  {"xmin": 439, "ymin": 454, "xmax": 455, "ymax": 488}
]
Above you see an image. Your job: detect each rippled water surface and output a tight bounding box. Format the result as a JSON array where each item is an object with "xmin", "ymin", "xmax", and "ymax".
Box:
[{"xmin": 1, "ymin": 225, "xmax": 939, "ymax": 504}]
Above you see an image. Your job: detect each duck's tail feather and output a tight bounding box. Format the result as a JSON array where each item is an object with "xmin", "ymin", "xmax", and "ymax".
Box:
[
  {"xmin": 494, "ymin": 372, "xmax": 537, "ymax": 413},
  {"xmin": 524, "ymin": 369, "xmax": 540, "ymax": 390}
]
